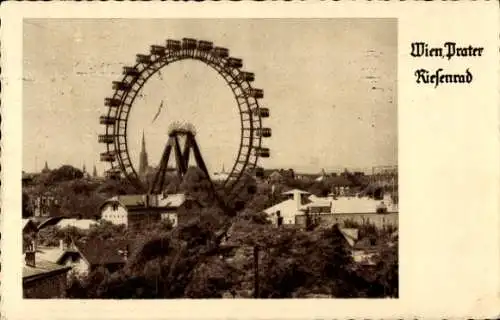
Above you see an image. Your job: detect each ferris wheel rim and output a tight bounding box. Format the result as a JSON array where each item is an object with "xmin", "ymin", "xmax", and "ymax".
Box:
[{"xmin": 101, "ymin": 40, "xmax": 268, "ymax": 199}]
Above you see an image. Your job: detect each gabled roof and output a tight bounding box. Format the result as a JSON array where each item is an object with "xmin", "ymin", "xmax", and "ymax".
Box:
[
  {"xmin": 263, "ymin": 199, "xmax": 296, "ymax": 214},
  {"xmin": 35, "ymin": 246, "xmax": 66, "ymax": 263},
  {"xmin": 113, "ymin": 194, "xmax": 146, "ymax": 207},
  {"xmin": 22, "ymin": 219, "xmax": 38, "ymax": 233},
  {"xmin": 157, "ymin": 193, "xmax": 190, "ymax": 208},
  {"xmin": 56, "ymin": 218, "xmax": 98, "ymax": 230},
  {"xmin": 339, "ymin": 228, "xmax": 359, "ymax": 247},
  {"xmin": 75, "ymin": 239, "xmax": 130, "ymax": 266},
  {"xmin": 282, "ymin": 189, "xmax": 310, "ymax": 195},
  {"xmin": 101, "ymin": 193, "xmax": 193, "ymax": 212},
  {"xmin": 23, "ymin": 259, "xmax": 71, "ymax": 281}
]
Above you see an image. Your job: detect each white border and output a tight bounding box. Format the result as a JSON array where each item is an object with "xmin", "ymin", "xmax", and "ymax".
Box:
[{"xmin": 2, "ymin": 2, "xmax": 499, "ymax": 319}]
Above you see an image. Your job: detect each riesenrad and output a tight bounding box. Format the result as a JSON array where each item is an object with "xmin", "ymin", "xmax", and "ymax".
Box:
[{"xmin": 99, "ymin": 38, "xmax": 271, "ymax": 202}]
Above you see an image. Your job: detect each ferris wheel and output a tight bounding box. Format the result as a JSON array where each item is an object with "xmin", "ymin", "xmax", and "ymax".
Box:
[{"xmin": 99, "ymin": 38, "xmax": 271, "ymax": 201}]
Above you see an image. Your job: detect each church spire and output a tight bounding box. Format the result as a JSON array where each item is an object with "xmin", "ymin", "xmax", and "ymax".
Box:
[
  {"xmin": 41, "ymin": 161, "xmax": 50, "ymax": 173},
  {"xmin": 93, "ymin": 164, "xmax": 98, "ymax": 177},
  {"xmin": 139, "ymin": 130, "xmax": 149, "ymax": 176},
  {"xmin": 141, "ymin": 130, "xmax": 146, "ymax": 153}
]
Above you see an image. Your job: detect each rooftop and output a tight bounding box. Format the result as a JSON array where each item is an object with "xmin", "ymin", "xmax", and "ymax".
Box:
[
  {"xmin": 23, "ymin": 258, "xmax": 71, "ymax": 281},
  {"xmin": 75, "ymin": 238, "xmax": 130, "ymax": 266}
]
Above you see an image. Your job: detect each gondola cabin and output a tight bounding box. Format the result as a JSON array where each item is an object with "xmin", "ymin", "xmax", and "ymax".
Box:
[
  {"xmin": 198, "ymin": 40, "xmax": 213, "ymax": 51},
  {"xmin": 104, "ymin": 98, "xmax": 121, "ymax": 107},
  {"xmin": 98, "ymin": 134, "xmax": 115, "ymax": 144},
  {"xmin": 122, "ymin": 67, "xmax": 140, "ymax": 77},
  {"xmin": 182, "ymin": 38, "xmax": 198, "ymax": 50},
  {"xmin": 100, "ymin": 152, "xmax": 116, "ymax": 162},
  {"xmin": 253, "ymin": 107, "xmax": 269, "ymax": 118},
  {"xmin": 166, "ymin": 40, "xmax": 181, "ymax": 51},
  {"xmin": 99, "ymin": 116, "xmax": 116, "ymax": 125},
  {"xmin": 150, "ymin": 45, "xmax": 166, "ymax": 56},
  {"xmin": 226, "ymin": 58, "xmax": 243, "ymax": 68},
  {"xmin": 112, "ymin": 81, "xmax": 131, "ymax": 91},
  {"xmin": 213, "ymin": 47, "xmax": 229, "ymax": 58},
  {"xmin": 136, "ymin": 54, "xmax": 151, "ymax": 64},
  {"xmin": 246, "ymin": 88, "xmax": 264, "ymax": 99}
]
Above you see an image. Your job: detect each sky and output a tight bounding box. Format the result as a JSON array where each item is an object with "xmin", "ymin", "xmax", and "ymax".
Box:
[{"xmin": 23, "ymin": 18, "xmax": 397, "ymax": 176}]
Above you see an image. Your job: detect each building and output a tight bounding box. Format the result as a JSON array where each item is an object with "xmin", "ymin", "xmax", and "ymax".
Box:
[
  {"xmin": 295, "ymin": 193, "xmax": 399, "ymax": 229},
  {"xmin": 55, "ymin": 218, "xmax": 98, "ymax": 230},
  {"xmin": 23, "ymin": 245, "xmax": 71, "ymax": 298},
  {"xmin": 33, "ymin": 238, "xmax": 130, "ymax": 279},
  {"xmin": 30, "ymin": 193, "xmax": 60, "ymax": 217},
  {"xmin": 268, "ymin": 171, "xmax": 283, "ymax": 183},
  {"xmin": 41, "ymin": 161, "xmax": 50, "ymax": 174},
  {"xmin": 212, "ymin": 164, "xmax": 230, "ymax": 182},
  {"xmin": 58, "ymin": 239, "xmax": 130, "ymax": 276},
  {"xmin": 139, "ymin": 131, "xmax": 149, "ymax": 177},
  {"xmin": 327, "ymin": 175, "xmax": 353, "ymax": 196},
  {"xmin": 100, "ymin": 193, "xmax": 199, "ymax": 229},
  {"xmin": 264, "ymin": 189, "xmax": 398, "ymax": 229},
  {"xmin": 264, "ymin": 189, "xmax": 312, "ymax": 225}
]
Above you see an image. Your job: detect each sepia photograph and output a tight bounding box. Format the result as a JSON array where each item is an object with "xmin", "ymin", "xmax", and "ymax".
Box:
[{"xmin": 21, "ymin": 18, "xmax": 398, "ymax": 299}]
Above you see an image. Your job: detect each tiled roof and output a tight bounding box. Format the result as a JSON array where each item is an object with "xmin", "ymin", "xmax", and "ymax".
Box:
[
  {"xmin": 114, "ymin": 194, "xmax": 146, "ymax": 207},
  {"xmin": 35, "ymin": 246, "xmax": 65, "ymax": 263},
  {"xmin": 157, "ymin": 193, "xmax": 188, "ymax": 208},
  {"xmin": 103, "ymin": 193, "xmax": 191, "ymax": 210},
  {"xmin": 22, "ymin": 219, "xmax": 37, "ymax": 232},
  {"xmin": 339, "ymin": 228, "xmax": 359, "ymax": 247},
  {"xmin": 75, "ymin": 238, "xmax": 130, "ymax": 266},
  {"xmin": 23, "ymin": 259, "xmax": 71, "ymax": 280}
]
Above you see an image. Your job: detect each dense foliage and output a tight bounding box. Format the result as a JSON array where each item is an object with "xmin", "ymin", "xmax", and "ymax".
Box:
[{"xmin": 24, "ymin": 165, "xmax": 398, "ymax": 299}]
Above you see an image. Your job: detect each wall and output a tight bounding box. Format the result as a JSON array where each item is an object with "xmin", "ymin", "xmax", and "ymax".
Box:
[
  {"xmin": 128, "ymin": 211, "xmax": 161, "ymax": 230},
  {"xmin": 265, "ymin": 199, "xmax": 302, "ymax": 225},
  {"xmin": 101, "ymin": 203, "xmax": 128, "ymax": 226},
  {"xmin": 295, "ymin": 212, "xmax": 398, "ymax": 229},
  {"xmin": 23, "ymin": 271, "xmax": 69, "ymax": 298}
]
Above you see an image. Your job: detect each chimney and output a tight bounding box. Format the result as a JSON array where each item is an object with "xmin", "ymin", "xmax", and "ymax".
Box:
[{"xmin": 25, "ymin": 251, "xmax": 36, "ymax": 267}]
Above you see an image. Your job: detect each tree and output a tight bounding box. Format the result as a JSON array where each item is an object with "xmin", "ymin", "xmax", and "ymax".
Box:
[
  {"xmin": 49, "ymin": 165, "xmax": 84, "ymax": 183},
  {"xmin": 180, "ymin": 167, "xmax": 215, "ymax": 205},
  {"xmin": 308, "ymin": 181, "xmax": 330, "ymax": 197},
  {"xmin": 22, "ymin": 192, "xmax": 33, "ymax": 218}
]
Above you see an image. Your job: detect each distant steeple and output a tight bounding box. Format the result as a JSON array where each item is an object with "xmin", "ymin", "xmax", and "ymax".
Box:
[
  {"xmin": 82, "ymin": 163, "xmax": 87, "ymax": 174},
  {"xmin": 221, "ymin": 163, "xmax": 225, "ymax": 173},
  {"xmin": 41, "ymin": 161, "xmax": 50, "ymax": 173},
  {"xmin": 92, "ymin": 164, "xmax": 98, "ymax": 177},
  {"xmin": 139, "ymin": 130, "xmax": 149, "ymax": 176}
]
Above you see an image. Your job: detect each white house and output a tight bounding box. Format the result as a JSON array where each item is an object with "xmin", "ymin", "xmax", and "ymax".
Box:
[
  {"xmin": 332, "ymin": 193, "xmax": 397, "ymax": 214},
  {"xmin": 264, "ymin": 187, "xmax": 399, "ymax": 227},
  {"xmin": 264, "ymin": 189, "xmax": 312, "ymax": 225},
  {"xmin": 100, "ymin": 193, "xmax": 198, "ymax": 228},
  {"xmin": 55, "ymin": 218, "xmax": 97, "ymax": 230}
]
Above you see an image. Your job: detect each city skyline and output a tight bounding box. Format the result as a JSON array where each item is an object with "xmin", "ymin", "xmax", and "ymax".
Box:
[{"xmin": 23, "ymin": 19, "xmax": 397, "ymax": 176}]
